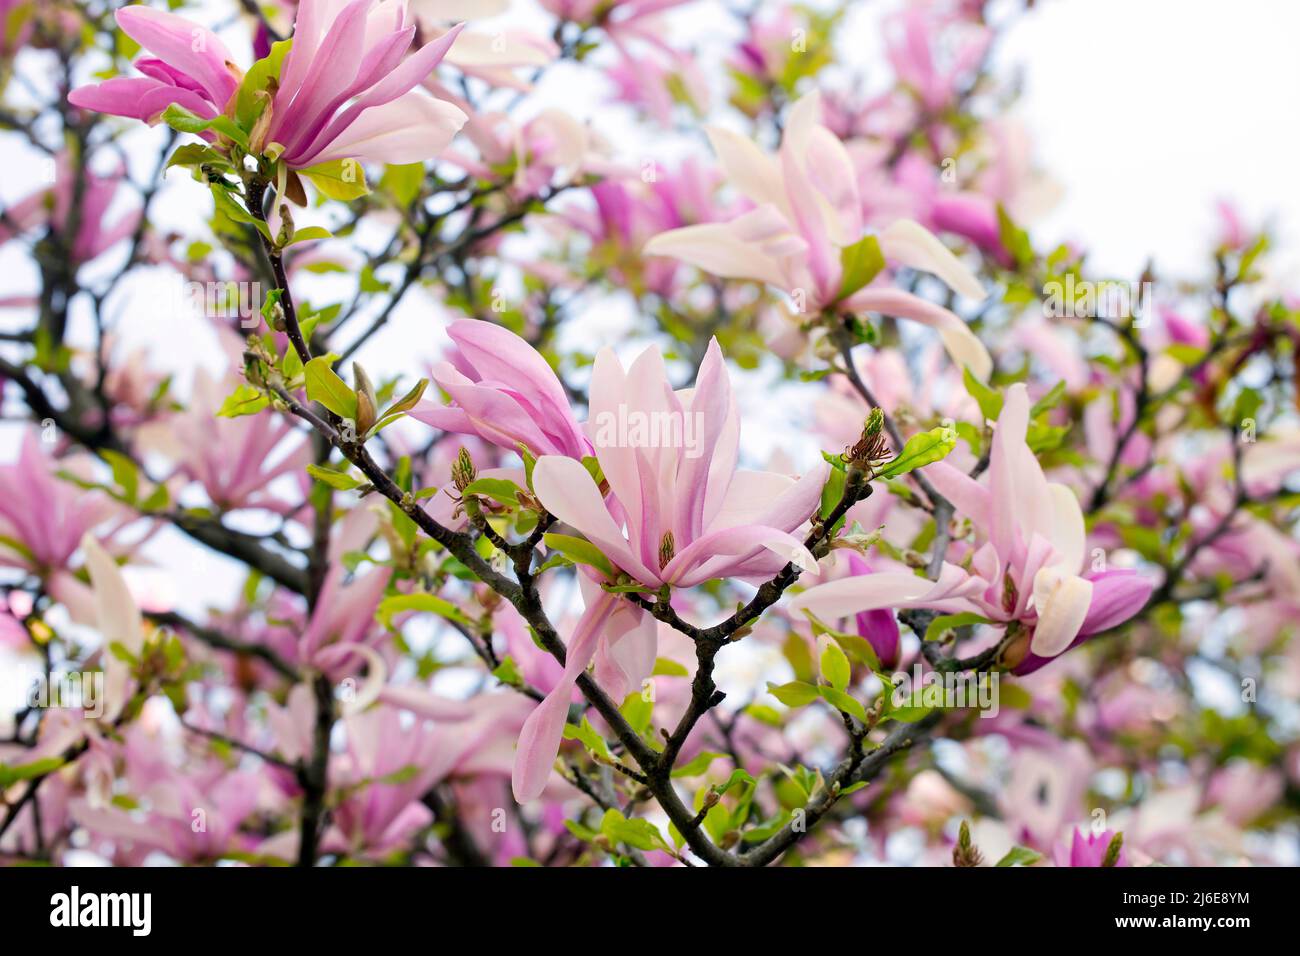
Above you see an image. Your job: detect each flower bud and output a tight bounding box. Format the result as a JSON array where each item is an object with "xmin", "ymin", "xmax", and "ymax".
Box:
[
  {"xmin": 452, "ymin": 447, "xmax": 476, "ymax": 493},
  {"xmin": 353, "ymin": 362, "xmax": 378, "ymax": 436}
]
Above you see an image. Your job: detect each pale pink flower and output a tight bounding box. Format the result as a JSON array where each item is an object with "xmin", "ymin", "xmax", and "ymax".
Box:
[
  {"xmin": 643, "ymin": 92, "xmax": 992, "ymax": 378},
  {"xmin": 512, "ymin": 339, "xmax": 827, "ymax": 800},
  {"xmin": 792, "ymin": 384, "xmax": 1154, "ymax": 672}
]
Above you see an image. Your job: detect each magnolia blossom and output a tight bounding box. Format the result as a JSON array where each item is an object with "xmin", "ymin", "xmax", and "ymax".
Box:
[
  {"xmin": 0, "ymin": 153, "xmax": 139, "ymax": 265},
  {"xmin": 1053, "ymin": 827, "xmax": 1127, "ymax": 867},
  {"xmin": 643, "ymin": 91, "xmax": 992, "ymax": 378},
  {"xmin": 511, "ymin": 339, "xmax": 828, "ymax": 800},
  {"xmin": 411, "ymin": 320, "xmax": 591, "ymax": 459},
  {"xmin": 792, "ymin": 384, "xmax": 1154, "ymax": 672},
  {"xmin": 171, "ymin": 370, "xmax": 312, "ymax": 513},
  {"xmin": 0, "ymin": 431, "xmax": 134, "ymax": 597},
  {"xmin": 69, "ymin": 1, "xmax": 466, "ymax": 170}
]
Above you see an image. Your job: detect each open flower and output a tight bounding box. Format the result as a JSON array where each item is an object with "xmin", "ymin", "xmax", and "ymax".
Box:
[
  {"xmin": 69, "ymin": 1, "xmax": 467, "ymax": 171},
  {"xmin": 643, "ymin": 91, "xmax": 991, "ymax": 377},
  {"xmin": 791, "ymin": 384, "xmax": 1153, "ymax": 673},
  {"xmin": 511, "ymin": 338, "xmax": 828, "ymax": 801}
]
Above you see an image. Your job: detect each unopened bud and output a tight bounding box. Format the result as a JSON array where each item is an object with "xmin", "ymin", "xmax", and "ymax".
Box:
[
  {"xmin": 353, "ymin": 362, "xmax": 378, "ymax": 436},
  {"xmin": 452, "ymin": 447, "xmax": 476, "ymax": 493},
  {"xmin": 1101, "ymin": 832, "xmax": 1124, "ymax": 867},
  {"xmin": 953, "ymin": 820, "xmax": 984, "ymax": 867},
  {"xmin": 275, "ymin": 201, "xmax": 295, "ymax": 248}
]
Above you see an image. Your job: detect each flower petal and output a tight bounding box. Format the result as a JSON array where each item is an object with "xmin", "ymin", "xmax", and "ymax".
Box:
[
  {"xmin": 1029, "ymin": 566, "xmax": 1093, "ymax": 658},
  {"xmin": 879, "ymin": 218, "xmax": 986, "ymax": 300}
]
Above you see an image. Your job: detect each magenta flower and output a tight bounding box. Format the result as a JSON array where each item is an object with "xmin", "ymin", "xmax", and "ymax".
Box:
[
  {"xmin": 0, "ymin": 430, "xmax": 129, "ymax": 578},
  {"xmin": 643, "ymin": 91, "xmax": 992, "ymax": 378},
  {"xmin": 512, "ymin": 339, "xmax": 828, "ymax": 801},
  {"xmin": 172, "ymin": 370, "xmax": 312, "ymax": 513},
  {"xmin": 1053, "ymin": 827, "xmax": 1127, "ymax": 867},
  {"xmin": 411, "ymin": 320, "xmax": 591, "ymax": 460},
  {"xmin": 69, "ymin": 2, "xmax": 467, "ymax": 170},
  {"xmin": 792, "ymin": 384, "xmax": 1154, "ymax": 672}
]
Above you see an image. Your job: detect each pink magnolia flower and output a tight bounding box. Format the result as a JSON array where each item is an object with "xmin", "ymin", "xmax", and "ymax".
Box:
[
  {"xmin": 69, "ymin": 2, "xmax": 467, "ymax": 171},
  {"xmin": 512, "ymin": 339, "xmax": 827, "ymax": 800},
  {"xmin": 0, "ymin": 152, "xmax": 139, "ymax": 264},
  {"xmin": 441, "ymin": 108, "xmax": 606, "ymax": 198},
  {"xmin": 411, "ymin": 320, "xmax": 591, "ymax": 460},
  {"xmin": 562, "ymin": 158, "xmax": 726, "ymax": 297},
  {"xmin": 1053, "ymin": 827, "xmax": 1127, "ymax": 867},
  {"xmin": 171, "ymin": 370, "xmax": 311, "ymax": 513},
  {"xmin": 791, "ymin": 384, "xmax": 1154, "ymax": 673},
  {"xmin": 643, "ymin": 91, "xmax": 991, "ymax": 378},
  {"xmin": 884, "ymin": 5, "xmax": 990, "ymax": 115},
  {"xmin": 0, "ymin": 430, "xmax": 133, "ymax": 583}
]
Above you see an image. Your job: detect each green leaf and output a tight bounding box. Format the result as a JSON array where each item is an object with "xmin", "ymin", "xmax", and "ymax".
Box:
[
  {"xmin": 217, "ymin": 384, "xmax": 270, "ymax": 418},
  {"xmin": 299, "ymin": 158, "xmax": 370, "ymax": 201},
  {"xmin": 819, "ymin": 460, "xmax": 847, "ymax": 520},
  {"xmin": 1030, "ymin": 380, "xmax": 1067, "ymax": 417},
  {"xmin": 875, "ymin": 425, "xmax": 957, "ymax": 480},
  {"xmin": 837, "ymin": 234, "xmax": 885, "ymax": 301},
  {"xmin": 600, "ymin": 809, "xmax": 671, "ymax": 854},
  {"xmin": 562, "ymin": 717, "xmax": 610, "ymax": 761},
  {"xmin": 766, "ymin": 680, "xmax": 820, "ymax": 708},
  {"xmin": 304, "ymin": 356, "xmax": 358, "ymax": 420},
  {"xmin": 995, "ymin": 845, "xmax": 1044, "ymax": 867},
  {"xmin": 99, "ymin": 449, "xmax": 139, "ymax": 505},
  {"xmin": 886, "ymin": 704, "xmax": 933, "ymax": 723},
  {"xmin": 922, "ymin": 612, "xmax": 992, "ymax": 643},
  {"xmin": 234, "ymin": 39, "xmax": 291, "ymax": 130},
  {"xmin": 161, "ymin": 103, "xmax": 248, "ymax": 148},
  {"xmin": 817, "ymin": 685, "xmax": 867, "ymax": 723},
  {"xmin": 376, "ymin": 593, "xmax": 469, "ymax": 630},
  {"xmin": 715, "ymin": 769, "xmax": 756, "ymax": 797},
  {"xmin": 996, "ymin": 204, "xmax": 1034, "ymax": 268},
  {"xmin": 166, "ymin": 143, "xmax": 229, "ymax": 172},
  {"xmin": 542, "ymin": 533, "xmax": 617, "ymax": 580},
  {"xmin": 461, "ymin": 477, "xmax": 524, "ymax": 504},
  {"xmin": 209, "ymin": 183, "xmax": 269, "ymax": 239},
  {"xmin": 282, "ymin": 226, "xmax": 332, "ymax": 247},
  {"xmin": 652, "ymin": 657, "xmax": 689, "ymax": 678},
  {"xmin": 491, "ymin": 656, "xmax": 523, "ymax": 687},
  {"xmin": 0, "ymin": 756, "xmax": 67, "ymax": 788},
  {"xmin": 620, "ymin": 691, "xmax": 653, "ymax": 737},
  {"xmin": 820, "ymin": 640, "xmax": 851, "ymax": 691},
  {"xmin": 305, "ymin": 463, "xmax": 361, "ymax": 490},
  {"xmin": 671, "ymin": 751, "xmax": 725, "ymax": 778},
  {"xmin": 962, "ymin": 365, "xmax": 1003, "ymax": 421},
  {"xmin": 382, "ymin": 379, "xmax": 428, "ymax": 419},
  {"xmin": 380, "ymin": 162, "xmax": 424, "ymax": 206}
]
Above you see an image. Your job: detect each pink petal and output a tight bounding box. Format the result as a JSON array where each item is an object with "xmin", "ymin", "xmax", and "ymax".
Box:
[
  {"xmin": 531, "ymin": 456, "xmax": 657, "ymax": 585},
  {"xmin": 296, "ymin": 90, "xmax": 467, "ymax": 167},
  {"xmin": 512, "ymin": 593, "xmax": 616, "ymax": 802},
  {"xmin": 116, "ymin": 5, "xmax": 238, "ymax": 107}
]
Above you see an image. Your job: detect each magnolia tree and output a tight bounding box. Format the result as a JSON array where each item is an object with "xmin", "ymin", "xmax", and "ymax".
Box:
[{"xmin": 0, "ymin": 0, "xmax": 1296, "ymax": 869}]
